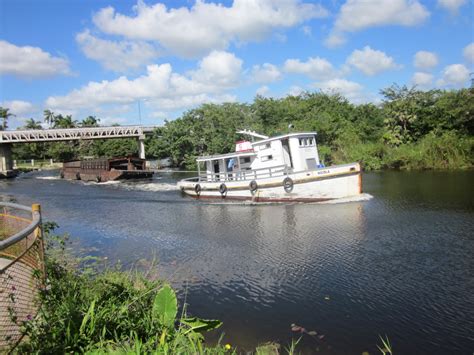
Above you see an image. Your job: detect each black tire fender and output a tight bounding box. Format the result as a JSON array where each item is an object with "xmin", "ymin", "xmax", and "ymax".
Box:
[
  {"xmin": 75, "ymin": 172, "xmax": 81, "ymax": 180},
  {"xmin": 96, "ymin": 176, "xmax": 102, "ymax": 183},
  {"xmin": 219, "ymin": 183, "xmax": 227, "ymax": 197},
  {"xmin": 283, "ymin": 177, "xmax": 294, "ymax": 193},
  {"xmin": 249, "ymin": 180, "xmax": 258, "ymax": 195},
  {"xmin": 194, "ymin": 184, "xmax": 202, "ymax": 196}
]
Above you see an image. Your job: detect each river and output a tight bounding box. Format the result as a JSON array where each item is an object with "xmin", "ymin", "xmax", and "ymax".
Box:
[{"xmin": 1, "ymin": 170, "xmax": 473, "ymax": 354}]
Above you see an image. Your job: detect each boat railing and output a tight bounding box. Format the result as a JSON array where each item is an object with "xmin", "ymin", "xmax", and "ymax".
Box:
[{"xmin": 197, "ymin": 164, "xmax": 288, "ymax": 182}]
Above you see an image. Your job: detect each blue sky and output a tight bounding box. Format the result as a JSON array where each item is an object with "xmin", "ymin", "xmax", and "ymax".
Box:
[{"xmin": 0, "ymin": 0, "xmax": 473, "ymax": 128}]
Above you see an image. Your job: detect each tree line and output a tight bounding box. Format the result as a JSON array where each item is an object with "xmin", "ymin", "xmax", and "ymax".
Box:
[{"xmin": 2, "ymin": 84, "xmax": 473, "ymax": 170}]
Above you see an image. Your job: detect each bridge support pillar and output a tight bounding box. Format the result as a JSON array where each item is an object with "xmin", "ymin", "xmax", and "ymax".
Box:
[
  {"xmin": 0, "ymin": 144, "xmax": 14, "ymax": 178},
  {"xmin": 138, "ymin": 136, "xmax": 146, "ymax": 160}
]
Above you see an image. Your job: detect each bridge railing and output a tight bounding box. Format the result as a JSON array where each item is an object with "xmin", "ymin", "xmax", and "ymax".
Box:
[
  {"xmin": 0, "ymin": 125, "xmax": 159, "ymax": 143},
  {"xmin": 0, "ymin": 203, "xmax": 44, "ymax": 352}
]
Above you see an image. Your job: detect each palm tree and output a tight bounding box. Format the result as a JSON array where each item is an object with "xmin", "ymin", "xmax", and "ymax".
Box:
[
  {"xmin": 43, "ymin": 109, "xmax": 55, "ymax": 128},
  {"xmin": 81, "ymin": 115, "xmax": 100, "ymax": 127},
  {"xmin": 0, "ymin": 107, "xmax": 15, "ymax": 130},
  {"xmin": 54, "ymin": 114, "xmax": 77, "ymax": 128},
  {"xmin": 23, "ymin": 118, "xmax": 42, "ymax": 130}
]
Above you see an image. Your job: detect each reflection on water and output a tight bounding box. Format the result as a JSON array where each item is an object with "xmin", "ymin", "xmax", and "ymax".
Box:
[{"xmin": 1, "ymin": 170, "xmax": 473, "ymax": 354}]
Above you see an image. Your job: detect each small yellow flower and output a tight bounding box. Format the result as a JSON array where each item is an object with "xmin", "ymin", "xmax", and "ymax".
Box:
[{"xmin": 225, "ymin": 344, "xmax": 232, "ymax": 350}]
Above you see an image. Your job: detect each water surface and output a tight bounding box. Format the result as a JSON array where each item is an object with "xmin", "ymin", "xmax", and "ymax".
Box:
[{"xmin": 1, "ymin": 170, "xmax": 473, "ymax": 354}]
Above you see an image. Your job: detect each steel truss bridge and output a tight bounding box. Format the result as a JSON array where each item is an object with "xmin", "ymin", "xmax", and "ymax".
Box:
[{"xmin": 0, "ymin": 126, "xmax": 160, "ymax": 175}]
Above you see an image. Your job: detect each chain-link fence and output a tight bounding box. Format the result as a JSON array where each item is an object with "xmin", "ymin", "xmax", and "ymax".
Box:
[{"xmin": 0, "ymin": 203, "xmax": 44, "ymax": 352}]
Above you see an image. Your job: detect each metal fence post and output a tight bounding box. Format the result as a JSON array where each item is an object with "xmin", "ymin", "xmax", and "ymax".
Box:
[{"xmin": 32, "ymin": 203, "xmax": 45, "ymax": 282}]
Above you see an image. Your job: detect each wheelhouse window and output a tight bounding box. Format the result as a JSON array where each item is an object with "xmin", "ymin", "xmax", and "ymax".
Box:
[
  {"xmin": 240, "ymin": 157, "xmax": 251, "ymax": 164},
  {"xmin": 299, "ymin": 136, "xmax": 315, "ymax": 147},
  {"xmin": 261, "ymin": 155, "xmax": 273, "ymax": 162}
]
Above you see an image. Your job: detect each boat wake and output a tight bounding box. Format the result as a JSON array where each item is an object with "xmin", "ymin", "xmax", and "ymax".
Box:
[
  {"xmin": 35, "ymin": 176, "xmax": 60, "ymax": 180},
  {"xmin": 111, "ymin": 181, "xmax": 179, "ymax": 192},
  {"xmin": 316, "ymin": 193, "xmax": 373, "ymax": 204},
  {"xmin": 205, "ymin": 193, "xmax": 373, "ymax": 206}
]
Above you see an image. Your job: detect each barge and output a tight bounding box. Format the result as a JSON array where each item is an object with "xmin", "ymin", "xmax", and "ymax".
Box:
[
  {"xmin": 61, "ymin": 157, "xmax": 153, "ymax": 182},
  {"xmin": 178, "ymin": 130, "xmax": 362, "ymax": 202}
]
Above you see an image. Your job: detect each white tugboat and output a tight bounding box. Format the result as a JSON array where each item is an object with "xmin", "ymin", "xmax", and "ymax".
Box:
[{"xmin": 177, "ymin": 130, "xmax": 362, "ymax": 202}]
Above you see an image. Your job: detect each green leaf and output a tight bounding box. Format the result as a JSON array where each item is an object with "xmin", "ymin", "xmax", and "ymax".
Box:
[
  {"xmin": 181, "ymin": 317, "xmax": 222, "ymax": 334},
  {"xmin": 152, "ymin": 285, "xmax": 177, "ymax": 328}
]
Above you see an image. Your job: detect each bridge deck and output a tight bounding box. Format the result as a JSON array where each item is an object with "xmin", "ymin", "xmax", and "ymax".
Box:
[{"xmin": 0, "ymin": 126, "xmax": 158, "ymax": 143}]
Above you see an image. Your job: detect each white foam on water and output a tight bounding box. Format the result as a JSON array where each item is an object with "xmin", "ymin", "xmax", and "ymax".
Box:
[
  {"xmin": 35, "ymin": 176, "xmax": 60, "ymax": 180},
  {"xmin": 97, "ymin": 180, "xmax": 121, "ymax": 185},
  {"xmin": 316, "ymin": 193, "xmax": 373, "ymax": 204},
  {"xmin": 118, "ymin": 182, "xmax": 179, "ymax": 192}
]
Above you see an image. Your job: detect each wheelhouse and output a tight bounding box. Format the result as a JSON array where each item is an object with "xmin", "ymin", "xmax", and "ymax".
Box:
[{"xmin": 196, "ymin": 132, "xmax": 322, "ymax": 182}]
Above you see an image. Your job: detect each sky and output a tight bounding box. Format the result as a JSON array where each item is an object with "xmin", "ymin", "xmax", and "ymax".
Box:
[{"xmin": 0, "ymin": 0, "xmax": 473, "ymax": 129}]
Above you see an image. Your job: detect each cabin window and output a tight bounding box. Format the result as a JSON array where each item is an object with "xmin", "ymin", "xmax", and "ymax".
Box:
[
  {"xmin": 240, "ymin": 157, "xmax": 251, "ymax": 164},
  {"xmin": 261, "ymin": 155, "xmax": 273, "ymax": 162},
  {"xmin": 299, "ymin": 137, "xmax": 315, "ymax": 147},
  {"xmin": 264, "ymin": 143, "xmax": 271, "ymax": 149}
]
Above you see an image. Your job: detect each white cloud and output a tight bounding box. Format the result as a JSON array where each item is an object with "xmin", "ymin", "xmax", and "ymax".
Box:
[
  {"xmin": 190, "ymin": 50, "xmax": 242, "ymax": 87},
  {"xmin": 463, "ymin": 42, "xmax": 474, "ymax": 63},
  {"xmin": 45, "ymin": 50, "xmax": 242, "ymax": 113},
  {"xmin": 0, "ymin": 100, "xmax": 40, "ymax": 129},
  {"xmin": 283, "ymin": 57, "xmax": 335, "ymax": 80},
  {"xmin": 0, "ymin": 40, "xmax": 71, "ymax": 78},
  {"xmin": 411, "ymin": 72, "xmax": 434, "ymax": 87},
  {"xmin": 313, "ymin": 78, "xmax": 369, "ymax": 103},
  {"xmin": 250, "ymin": 63, "xmax": 281, "ymax": 84},
  {"xmin": 326, "ymin": 0, "xmax": 429, "ymax": 47},
  {"xmin": 152, "ymin": 94, "xmax": 236, "ymax": 111},
  {"xmin": 437, "ymin": 0, "xmax": 466, "ymax": 14},
  {"xmin": 346, "ymin": 46, "xmax": 400, "ymax": 76},
  {"xmin": 287, "ymin": 85, "xmax": 304, "ymax": 96},
  {"xmin": 1, "ymin": 100, "xmax": 35, "ymax": 116},
  {"xmin": 76, "ymin": 30, "xmax": 159, "ymax": 72},
  {"xmin": 92, "ymin": 0, "xmax": 328, "ymax": 58},
  {"xmin": 437, "ymin": 64, "xmax": 470, "ymax": 87},
  {"xmin": 256, "ymin": 85, "xmax": 270, "ymax": 96},
  {"xmin": 413, "ymin": 51, "xmax": 438, "ymax": 69}
]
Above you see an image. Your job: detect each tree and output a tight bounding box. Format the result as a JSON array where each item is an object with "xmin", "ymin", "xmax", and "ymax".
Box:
[
  {"xmin": 54, "ymin": 114, "xmax": 77, "ymax": 128},
  {"xmin": 81, "ymin": 116, "xmax": 100, "ymax": 127},
  {"xmin": 43, "ymin": 109, "xmax": 55, "ymax": 127},
  {"xmin": 23, "ymin": 118, "xmax": 42, "ymax": 130},
  {"xmin": 0, "ymin": 107, "xmax": 15, "ymax": 130}
]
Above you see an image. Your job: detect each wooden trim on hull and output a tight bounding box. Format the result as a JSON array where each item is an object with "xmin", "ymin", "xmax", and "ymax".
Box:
[
  {"xmin": 181, "ymin": 170, "xmax": 360, "ymax": 193},
  {"xmin": 182, "ymin": 192, "xmax": 333, "ymax": 203}
]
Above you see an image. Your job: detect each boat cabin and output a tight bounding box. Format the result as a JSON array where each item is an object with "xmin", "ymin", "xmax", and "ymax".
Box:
[{"xmin": 196, "ymin": 132, "xmax": 321, "ymax": 182}]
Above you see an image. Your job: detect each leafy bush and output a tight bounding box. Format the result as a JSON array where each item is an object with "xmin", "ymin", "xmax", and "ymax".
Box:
[
  {"xmin": 16, "ymin": 227, "xmax": 227, "ymax": 354},
  {"xmin": 383, "ymin": 131, "xmax": 473, "ymax": 170}
]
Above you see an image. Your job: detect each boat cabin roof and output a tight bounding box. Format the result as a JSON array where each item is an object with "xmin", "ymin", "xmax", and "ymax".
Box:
[
  {"xmin": 195, "ymin": 132, "xmax": 318, "ymax": 162},
  {"xmin": 196, "ymin": 151, "xmax": 256, "ymax": 162},
  {"xmin": 251, "ymin": 132, "xmax": 317, "ymax": 146}
]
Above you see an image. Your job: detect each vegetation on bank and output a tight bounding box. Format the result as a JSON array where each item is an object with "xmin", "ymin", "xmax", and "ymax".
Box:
[
  {"xmin": 3, "ymin": 85, "xmax": 473, "ymax": 170},
  {"xmin": 14, "ymin": 224, "xmax": 306, "ymax": 354},
  {"xmin": 13, "ymin": 224, "xmax": 229, "ymax": 354}
]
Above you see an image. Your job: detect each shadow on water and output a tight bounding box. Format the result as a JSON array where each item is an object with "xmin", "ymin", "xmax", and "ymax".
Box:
[{"xmin": 1, "ymin": 169, "xmax": 473, "ymax": 354}]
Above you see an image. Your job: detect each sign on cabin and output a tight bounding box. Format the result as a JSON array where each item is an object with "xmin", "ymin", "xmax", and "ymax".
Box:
[{"xmin": 235, "ymin": 141, "xmax": 253, "ymax": 152}]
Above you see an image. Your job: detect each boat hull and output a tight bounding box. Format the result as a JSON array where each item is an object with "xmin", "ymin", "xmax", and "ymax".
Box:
[
  {"xmin": 62, "ymin": 169, "xmax": 153, "ymax": 182},
  {"xmin": 178, "ymin": 163, "xmax": 362, "ymax": 202}
]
